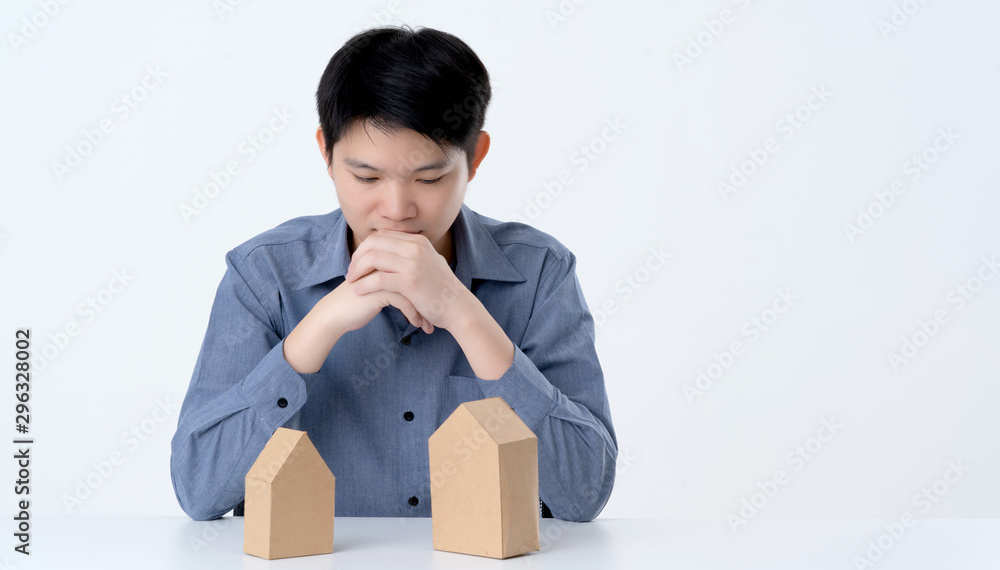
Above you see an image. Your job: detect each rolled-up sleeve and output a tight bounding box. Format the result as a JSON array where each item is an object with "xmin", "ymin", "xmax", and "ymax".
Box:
[
  {"xmin": 170, "ymin": 250, "xmax": 307, "ymax": 521},
  {"xmin": 477, "ymin": 250, "xmax": 617, "ymax": 522}
]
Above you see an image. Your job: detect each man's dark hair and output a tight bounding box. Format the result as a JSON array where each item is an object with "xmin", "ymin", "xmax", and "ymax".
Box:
[{"xmin": 316, "ymin": 25, "xmax": 492, "ymax": 169}]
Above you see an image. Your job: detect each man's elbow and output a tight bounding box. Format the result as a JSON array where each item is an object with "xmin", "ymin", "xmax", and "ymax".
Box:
[
  {"xmin": 171, "ymin": 454, "xmax": 229, "ymax": 521},
  {"xmin": 178, "ymin": 494, "xmax": 228, "ymax": 521},
  {"xmin": 564, "ymin": 495, "xmax": 610, "ymax": 522},
  {"xmin": 550, "ymin": 498, "xmax": 608, "ymax": 522},
  {"xmin": 550, "ymin": 471, "xmax": 616, "ymax": 522},
  {"xmin": 173, "ymin": 481, "xmax": 218, "ymax": 521}
]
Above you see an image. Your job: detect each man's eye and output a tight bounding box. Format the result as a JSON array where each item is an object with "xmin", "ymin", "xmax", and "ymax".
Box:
[
  {"xmin": 418, "ymin": 176, "xmax": 444, "ymax": 185},
  {"xmin": 354, "ymin": 175, "xmax": 377, "ymax": 184}
]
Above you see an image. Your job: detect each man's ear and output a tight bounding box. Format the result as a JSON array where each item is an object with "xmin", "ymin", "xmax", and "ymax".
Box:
[
  {"xmin": 316, "ymin": 127, "xmax": 334, "ymax": 178},
  {"xmin": 467, "ymin": 131, "xmax": 491, "ymax": 182}
]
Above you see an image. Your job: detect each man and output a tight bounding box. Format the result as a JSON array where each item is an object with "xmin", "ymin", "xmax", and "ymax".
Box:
[{"xmin": 170, "ymin": 25, "xmax": 616, "ymax": 522}]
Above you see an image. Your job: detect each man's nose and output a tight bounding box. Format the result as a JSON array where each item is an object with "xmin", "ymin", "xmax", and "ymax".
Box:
[{"xmin": 379, "ymin": 182, "xmax": 416, "ymax": 221}]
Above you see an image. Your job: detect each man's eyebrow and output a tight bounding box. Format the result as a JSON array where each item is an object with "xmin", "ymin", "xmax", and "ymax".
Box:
[{"xmin": 342, "ymin": 157, "xmax": 451, "ymax": 173}]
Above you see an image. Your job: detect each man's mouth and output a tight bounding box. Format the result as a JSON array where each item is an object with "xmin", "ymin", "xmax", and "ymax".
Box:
[{"xmin": 378, "ymin": 228, "xmax": 421, "ymax": 234}]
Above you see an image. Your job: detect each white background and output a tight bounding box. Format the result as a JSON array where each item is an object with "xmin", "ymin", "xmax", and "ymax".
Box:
[{"xmin": 2, "ymin": 0, "xmax": 998, "ymax": 527}]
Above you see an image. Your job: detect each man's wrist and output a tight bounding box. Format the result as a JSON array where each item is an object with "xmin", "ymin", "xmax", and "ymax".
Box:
[
  {"xmin": 283, "ymin": 301, "xmax": 346, "ymax": 374},
  {"xmin": 445, "ymin": 291, "xmax": 514, "ymax": 380},
  {"xmin": 444, "ymin": 289, "xmax": 484, "ymax": 337}
]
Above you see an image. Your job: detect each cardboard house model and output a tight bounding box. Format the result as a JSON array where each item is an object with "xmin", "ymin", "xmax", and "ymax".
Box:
[
  {"xmin": 428, "ymin": 397, "xmax": 540, "ymax": 559},
  {"xmin": 243, "ymin": 428, "xmax": 336, "ymax": 560}
]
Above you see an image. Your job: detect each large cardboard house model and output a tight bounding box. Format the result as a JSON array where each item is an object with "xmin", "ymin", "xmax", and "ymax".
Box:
[
  {"xmin": 243, "ymin": 428, "xmax": 336, "ymax": 560},
  {"xmin": 428, "ymin": 397, "xmax": 540, "ymax": 559}
]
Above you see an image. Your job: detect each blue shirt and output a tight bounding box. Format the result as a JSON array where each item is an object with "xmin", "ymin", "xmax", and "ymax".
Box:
[{"xmin": 170, "ymin": 204, "xmax": 617, "ymax": 521}]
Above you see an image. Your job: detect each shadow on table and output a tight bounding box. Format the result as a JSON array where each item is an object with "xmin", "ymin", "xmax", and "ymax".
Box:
[
  {"xmin": 172, "ymin": 515, "xmax": 616, "ymax": 566},
  {"xmin": 521, "ymin": 518, "xmax": 614, "ymax": 566},
  {"xmin": 172, "ymin": 515, "xmax": 244, "ymax": 562}
]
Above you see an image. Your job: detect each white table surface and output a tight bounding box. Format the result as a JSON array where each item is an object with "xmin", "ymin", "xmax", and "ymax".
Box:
[{"xmin": 19, "ymin": 515, "xmax": 1000, "ymax": 569}]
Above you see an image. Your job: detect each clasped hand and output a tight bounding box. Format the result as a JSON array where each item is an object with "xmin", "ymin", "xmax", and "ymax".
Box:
[{"xmin": 341, "ymin": 230, "xmax": 468, "ymax": 335}]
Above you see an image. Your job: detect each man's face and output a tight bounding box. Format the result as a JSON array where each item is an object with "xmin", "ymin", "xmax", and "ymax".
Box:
[{"xmin": 321, "ymin": 120, "xmax": 483, "ymax": 261}]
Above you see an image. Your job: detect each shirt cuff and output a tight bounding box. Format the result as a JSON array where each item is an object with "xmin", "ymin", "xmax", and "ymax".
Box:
[
  {"xmin": 476, "ymin": 346, "xmax": 556, "ymax": 431},
  {"xmin": 239, "ymin": 339, "xmax": 308, "ymax": 429}
]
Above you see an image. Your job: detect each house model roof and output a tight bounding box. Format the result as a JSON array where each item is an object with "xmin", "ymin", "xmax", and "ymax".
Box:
[
  {"xmin": 246, "ymin": 428, "xmax": 334, "ymax": 485},
  {"xmin": 440, "ymin": 397, "xmax": 537, "ymax": 446}
]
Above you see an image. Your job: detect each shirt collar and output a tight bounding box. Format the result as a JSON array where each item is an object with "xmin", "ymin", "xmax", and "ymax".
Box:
[
  {"xmin": 294, "ymin": 212, "xmax": 351, "ymax": 291},
  {"xmin": 452, "ymin": 204, "xmax": 526, "ymax": 288},
  {"xmin": 295, "ymin": 204, "xmax": 525, "ymax": 291}
]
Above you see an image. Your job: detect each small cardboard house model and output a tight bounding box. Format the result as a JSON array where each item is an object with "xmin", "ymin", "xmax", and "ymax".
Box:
[
  {"xmin": 428, "ymin": 397, "xmax": 540, "ymax": 559},
  {"xmin": 243, "ymin": 428, "xmax": 336, "ymax": 560}
]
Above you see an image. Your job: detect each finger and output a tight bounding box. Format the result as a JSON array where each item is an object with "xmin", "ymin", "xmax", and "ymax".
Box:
[
  {"xmin": 368, "ymin": 288, "xmax": 431, "ymax": 333},
  {"xmin": 351, "ymin": 269, "xmax": 407, "ymax": 297},
  {"xmin": 350, "ymin": 232, "xmax": 418, "ymax": 264},
  {"xmin": 375, "ymin": 229, "xmax": 427, "ymax": 243},
  {"xmin": 347, "ymin": 230, "xmax": 437, "ymax": 280},
  {"xmin": 346, "ymin": 250, "xmax": 409, "ymax": 283},
  {"xmin": 412, "ymin": 313, "xmax": 433, "ymax": 335},
  {"xmin": 378, "ymin": 291, "xmax": 425, "ymax": 329}
]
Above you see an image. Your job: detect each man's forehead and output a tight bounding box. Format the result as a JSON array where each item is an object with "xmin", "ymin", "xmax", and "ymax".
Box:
[
  {"xmin": 341, "ymin": 156, "xmax": 451, "ymax": 174},
  {"xmin": 335, "ymin": 122, "xmax": 457, "ymax": 174}
]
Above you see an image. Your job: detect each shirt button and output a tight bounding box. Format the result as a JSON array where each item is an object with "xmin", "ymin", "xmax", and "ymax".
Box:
[
  {"xmin": 277, "ymin": 398, "xmax": 288, "ymax": 408},
  {"xmin": 400, "ymin": 336, "xmax": 412, "ymax": 346},
  {"xmin": 403, "ymin": 411, "xmax": 414, "ymax": 422},
  {"xmin": 408, "ymin": 496, "xmax": 419, "ymax": 506}
]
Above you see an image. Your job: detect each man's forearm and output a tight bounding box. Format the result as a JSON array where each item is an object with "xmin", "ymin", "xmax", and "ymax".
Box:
[
  {"xmin": 283, "ymin": 304, "xmax": 344, "ymax": 373},
  {"xmin": 447, "ymin": 292, "xmax": 515, "ymax": 380}
]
